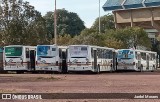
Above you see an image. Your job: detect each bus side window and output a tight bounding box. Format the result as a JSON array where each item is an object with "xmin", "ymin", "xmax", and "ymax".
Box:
[
  {"xmin": 59, "ymin": 48, "xmax": 62, "ymax": 58},
  {"xmin": 141, "ymin": 52, "xmax": 146, "ymax": 60},
  {"xmin": 102, "ymin": 49, "xmax": 105, "ymax": 59},
  {"xmin": 109, "ymin": 50, "xmax": 113, "ymax": 59},
  {"xmin": 26, "ymin": 48, "xmax": 29, "ymax": 58},
  {"xmin": 98, "ymin": 49, "xmax": 102, "ymax": 58},
  {"xmin": 151, "ymin": 54, "xmax": 156, "ymax": 61},
  {"xmin": 104, "ymin": 50, "xmax": 107, "ymax": 59},
  {"xmin": 149, "ymin": 54, "xmax": 152, "ymax": 60},
  {"xmin": 97, "ymin": 48, "xmax": 100, "ymax": 58},
  {"xmin": 135, "ymin": 52, "xmax": 138, "ymax": 59},
  {"xmin": 91, "ymin": 48, "xmax": 94, "ymax": 58}
]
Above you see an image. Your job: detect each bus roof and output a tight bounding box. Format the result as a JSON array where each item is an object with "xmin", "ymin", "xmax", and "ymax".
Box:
[
  {"xmin": 68, "ymin": 45, "xmax": 115, "ymax": 51},
  {"xmin": 5, "ymin": 45, "xmax": 36, "ymax": 49},
  {"xmin": 118, "ymin": 49, "xmax": 157, "ymax": 54}
]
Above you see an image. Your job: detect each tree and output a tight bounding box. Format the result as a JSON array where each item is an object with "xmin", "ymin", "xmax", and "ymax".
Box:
[
  {"xmin": 44, "ymin": 9, "xmax": 85, "ymax": 39},
  {"xmin": 52, "ymin": 34, "xmax": 72, "ymax": 45},
  {"xmin": 69, "ymin": 28, "xmax": 105, "ymax": 46},
  {"xmin": 91, "ymin": 14, "xmax": 115, "ymax": 33},
  {"xmin": 104, "ymin": 36, "xmax": 124, "ymax": 49},
  {"xmin": 0, "ymin": 0, "xmax": 49, "ymax": 45},
  {"xmin": 106, "ymin": 27, "xmax": 152, "ymax": 49}
]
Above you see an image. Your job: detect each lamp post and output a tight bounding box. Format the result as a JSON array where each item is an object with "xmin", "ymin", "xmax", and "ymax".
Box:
[
  {"xmin": 54, "ymin": 0, "xmax": 57, "ymax": 44},
  {"xmin": 99, "ymin": 0, "xmax": 101, "ymax": 34}
]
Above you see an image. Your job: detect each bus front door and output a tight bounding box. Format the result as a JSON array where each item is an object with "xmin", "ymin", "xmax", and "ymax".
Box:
[
  {"xmin": 137, "ymin": 52, "xmax": 142, "ymax": 72},
  {"xmin": 112, "ymin": 51, "xmax": 116, "ymax": 71},
  {"xmin": 93, "ymin": 49, "xmax": 97, "ymax": 72},
  {"xmin": 146, "ymin": 54, "xmax": 149, "ymax": 70},
  {"xmin": 62, "ymin": 50, "xmax": 67, "ymax": 73},
  {"xmin": 30, "ymin": 50, "xmax": 36, "ymax": 71}
]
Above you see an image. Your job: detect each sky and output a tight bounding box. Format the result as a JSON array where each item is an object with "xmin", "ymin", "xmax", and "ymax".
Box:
[{"xmin": 25, "ymin": 0, "xmax": 111, "ymax": 28}]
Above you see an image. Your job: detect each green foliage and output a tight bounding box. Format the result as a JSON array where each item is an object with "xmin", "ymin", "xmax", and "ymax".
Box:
[
  {"xmin": 68, "ymin": 27, "xmax": 152, "ymax": 50},
  {"xmin": 0, "ymin": 0, "xmax": 49, "ymax": 45},
  {"xmin": 52, "ymin": 34, "xmax": 72, "ymax": 46},
  {"xmin": 44, "ymin": 9, "xmax": 85, "ymax": 38},
  {"xmin": 104, "ymin": 36, "xmax": 124, "ymax": 49},
  {"xmin": 106, "ymin": 27, "xmax": 152, "ymax": 49},
  {"xmin": 69, "ymin": 28, "xmax": 105, "ymax": 46},
  {"xmin": 92, "ymin": 14, "xmax": 115, "ymax": 33}
]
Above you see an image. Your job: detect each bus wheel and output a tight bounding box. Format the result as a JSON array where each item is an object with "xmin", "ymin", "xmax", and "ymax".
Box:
[
  {"xmin": 110, "ymin": 64, "xmax": 114, "ymax": 73},
  {"xmin": 96, "ymin": 65, "xmax": 100, "ymax": 74},
  {"xmin": 151, "ymin": 65, "xmax": 155, "ymax": 72},
  {"xmin": 16, "ymin": 71, "xmax": 24, "ymax": 74},
  {"xmin": 140, "ymin": 64, "xmax": 143, "ymax": 72}
]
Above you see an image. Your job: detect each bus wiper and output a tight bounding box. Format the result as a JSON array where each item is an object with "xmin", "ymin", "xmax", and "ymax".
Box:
[
  {"xmin": 6, "ymin": 57, "xmax": 21, "ymax": 58},
  {"xmin": 39, "ymin": 56, "xmax": 55, "ymax": 58},
  {"xmin": 120, "ymin": 58, "xmax": 132, "ymax": 59},
  {"xmin": 71, "ymin": 57, "xmax": 86, "ymax": 58}
]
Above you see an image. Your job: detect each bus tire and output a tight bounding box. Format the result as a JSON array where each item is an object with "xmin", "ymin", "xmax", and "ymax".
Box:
[
  {"xmin": 151, "ymin": 65, "xmax": 155, "ymax": 72},
  {"xmin": 58, "ymin": 68, "xmax": 63, "ymax": 74},
  {"xmin": 140, "ymin": 64, "xmax": 143, "ymax": 72},
  {"xmin": 110, "ymin": 64, "xmax": 114, "ymax": 72},
  {"xmin": 16, "ymin": 71, "xmax": 24, "ymax": 74},
  {"xmin": 96, "ymin": 65, "xmax": 100, "ymax": 74}
]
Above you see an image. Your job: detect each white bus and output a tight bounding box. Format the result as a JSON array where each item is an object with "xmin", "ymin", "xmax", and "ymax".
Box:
[
  {"xmin": 4, "ymin": 45, "xmax": 36, "ymax": 73},
  {"xmin": 117, "ymin": 49, "xmax": 157, "ymax": 71},
  {"xmin": 67, "ymin": 45, "xmax": 116, "ymax": 73},
  {"xmin": 35, "ymin": 45, "xmax": 67, "ymax": 73}
]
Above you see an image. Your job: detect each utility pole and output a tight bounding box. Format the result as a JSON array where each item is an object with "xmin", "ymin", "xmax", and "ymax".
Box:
[
  {"xmin": 54, "ymin": 0, "xmax": 57, "ymax": 44},
  {"xmin": 99, "ymin": 0, "xmax": 101, "ymax": 34}
]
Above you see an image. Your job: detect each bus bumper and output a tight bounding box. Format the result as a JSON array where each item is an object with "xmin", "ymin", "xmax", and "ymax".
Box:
[
  {"xmin": 4, "ymin": 66, "xmax": 28, "ymax": 71},
  {"xmin": 35, "ymin": 66, "xmax": 60, "ymax": 71},
  {"xmin": 68, "ymin": 66, "xmax": 93, "ymax": 72},
  {"xmin": 117, "ymin": 65, "xmax": 136, "ymax": 71}
]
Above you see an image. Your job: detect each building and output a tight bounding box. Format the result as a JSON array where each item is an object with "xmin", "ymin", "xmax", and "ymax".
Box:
[{"xmin": 102, "ymin": 0, "xmax": 160, "ymax": 43}]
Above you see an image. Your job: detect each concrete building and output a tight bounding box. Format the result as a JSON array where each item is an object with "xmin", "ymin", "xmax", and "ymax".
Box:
[{"xmin": 102, "ymin": 0, "xmax": 160, "ymax": 41}]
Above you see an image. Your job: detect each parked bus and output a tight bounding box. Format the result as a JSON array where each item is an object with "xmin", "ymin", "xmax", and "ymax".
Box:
[
  {"xmin": 4, "ymin": 45, "xmax": 36, "ymax": 73},
  {"xmin": 35, "ymin": 45, "xmax": 67, "ymax": 73},
  {"xmin": 67, "ymin": 45, "xmax": 116, "ymax": 73},
  {"xmin": 117, "ymin": 49, "xmax": 157, "ymax": 71}
]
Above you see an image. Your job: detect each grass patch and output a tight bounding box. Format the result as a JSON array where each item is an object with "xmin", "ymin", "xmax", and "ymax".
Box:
[
  {"xmin": 0, "ymin": 89, "xmax": 16, "ymax": 93},
  {"xmin": 36, "ymin": 76, "xmax": 61, "ymax": 81}
]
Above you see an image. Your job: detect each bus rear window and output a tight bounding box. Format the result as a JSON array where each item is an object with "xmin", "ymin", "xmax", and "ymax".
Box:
[
  {"xmin": 5, "ymin": 47, "xmax": 22, "ymax": 56},
  {"xmin": 37, "ymin": 46, "xmax": 56, "ymax": 57},
  {"xmin": 69, "ymin": 46, "xmax": 88, "ymax": 57},
  {"xmin": 81, "ymin": 47, "xmax": 87, "ymax": 51},
  {"xmin": 118, "ymin": 50, "xmax": 134, "ymax": 59}
]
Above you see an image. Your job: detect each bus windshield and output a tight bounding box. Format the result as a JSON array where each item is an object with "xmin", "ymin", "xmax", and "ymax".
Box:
[
  {"xmin": 69, "ymin": 46, "xmax": 88, "ymax": 58},
  {"xmin": 37, "ymin": 46, "xmax": 56, "ymax": 57},
  {"xmin": 117, "ymin": 50, "xmax": 134, "ymax": 59},
  {"xmin": 5, "ymin": 47, "xmax": 22, "ymax": 56},
  {"xmin": 0, "ymin": 47, "xmax": 3, "ymax": 53}
]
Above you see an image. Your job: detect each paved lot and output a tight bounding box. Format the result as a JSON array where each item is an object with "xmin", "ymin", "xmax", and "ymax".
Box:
[{"xmin": 0, "ymin": 72, "xmax": 160, "ymax": 102}]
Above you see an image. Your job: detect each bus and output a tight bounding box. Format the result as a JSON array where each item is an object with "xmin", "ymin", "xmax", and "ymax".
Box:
[
  {"xmin": 67, "ymin": 45, "xmax": 116, "ymax": 73},
  {"xmin": 4, "ymin": 45, "xmax": 36, "ymax": 73},
  {"xmin": 35, "ymin": 45, "xmax": 67, "ymax": 73},
  {"xmin": 117, "ymin": 49, "xmax": 157, "ymax": 71}
]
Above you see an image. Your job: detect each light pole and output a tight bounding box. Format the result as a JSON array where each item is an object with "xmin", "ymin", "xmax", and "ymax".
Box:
[
  {"xmin": 54, "ymin": 0, "xmax": 57, "ymax": 44},
  {"xmin": 99, "ymin": 0, "xmax": 101, "ymax": 34}
]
